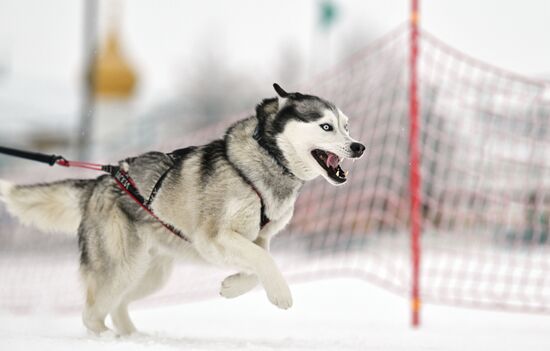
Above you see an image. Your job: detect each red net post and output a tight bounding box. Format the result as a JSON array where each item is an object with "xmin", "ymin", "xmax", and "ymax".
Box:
[
  {"xmin": 409, "ymin": 0, "xmax": 422, "ymax": 327},
  {"xmin": 1, "ymin": 22, "xmax": 549, "ymax": 321}
]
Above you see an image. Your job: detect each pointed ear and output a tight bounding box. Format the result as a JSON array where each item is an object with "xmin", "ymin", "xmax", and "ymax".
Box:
[{"xmin": 273, "ymin": 83, "xmax": 289, "ymax": 98}]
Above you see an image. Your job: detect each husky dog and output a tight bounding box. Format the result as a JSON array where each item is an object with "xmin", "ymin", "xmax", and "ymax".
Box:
[{"xmin": 0, "ymin": 84, "xmax": 365, "ymax": 336}]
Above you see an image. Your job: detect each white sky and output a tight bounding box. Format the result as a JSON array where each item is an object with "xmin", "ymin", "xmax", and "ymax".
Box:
[{"xmin": 0, "ymin": 0, "xmax": 548, "ymax": 126}]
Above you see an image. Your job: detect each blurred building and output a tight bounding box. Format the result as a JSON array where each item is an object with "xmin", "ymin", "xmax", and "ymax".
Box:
[{"xmin": 90, "ymin": 29, "xmax": 138, "ymax": 158}]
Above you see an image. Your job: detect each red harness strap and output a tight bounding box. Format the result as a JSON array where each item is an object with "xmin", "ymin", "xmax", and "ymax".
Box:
[
  {"xmin": 0, "ymin": 145, "xmax": 270, "ymax": 240},
  {"xmin": 58, "ymin": 158, "xmax": 271, "ymax": 236},
  {"xmin": 56, "ymin": 158, "xmax": 191, "ymax": 242}
]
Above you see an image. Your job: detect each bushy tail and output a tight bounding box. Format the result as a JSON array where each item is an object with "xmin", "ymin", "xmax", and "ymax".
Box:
[{"xmin": 0, "ymin": 179, "xmax": 92, "ymax": 234}]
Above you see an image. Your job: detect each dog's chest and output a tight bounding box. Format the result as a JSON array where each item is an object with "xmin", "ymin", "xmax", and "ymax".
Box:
[{"xmin": 263, "ymin": 191, "xmax": 298, "ymax": 223}]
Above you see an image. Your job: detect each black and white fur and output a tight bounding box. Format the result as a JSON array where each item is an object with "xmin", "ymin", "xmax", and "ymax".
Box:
[{"xmin": 0, "ymin": 84, "xmax": 365, "ymax": 336}]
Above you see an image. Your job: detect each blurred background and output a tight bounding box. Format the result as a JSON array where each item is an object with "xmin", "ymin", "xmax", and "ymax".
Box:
[
  {"xmin": 0, "ymin": 0, "xmax": 548, "ymax": 159},
  {"xmin": 1, "ymin": 0, "xmax": 550, "ymax": 341}
]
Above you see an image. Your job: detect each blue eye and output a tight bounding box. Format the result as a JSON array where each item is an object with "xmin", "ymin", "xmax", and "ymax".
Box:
[{"xmin": 320, "ymin": 123, "xmax": 333, "ymax": 132}]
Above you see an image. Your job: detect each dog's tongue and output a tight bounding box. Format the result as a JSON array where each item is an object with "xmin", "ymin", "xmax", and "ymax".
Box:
[{"xmin": 326, "ymin": 153, "xmax": 339, "ymax": 168}]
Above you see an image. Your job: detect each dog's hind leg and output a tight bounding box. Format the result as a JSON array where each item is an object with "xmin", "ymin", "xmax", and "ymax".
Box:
[
  {"xmin": 110, "ymin": 255, "xmax": 174, "ymax": 336},
  {"xmin": 81, "ymin": 261, "xmax": 141, "ymax": 336},
  {"xmin": 110, "ymin": 303, "xmax": 135, "ymax": 336},
  {"xmin": 82, "ymin": 276, "xmax": 119, "ymax": 336}
]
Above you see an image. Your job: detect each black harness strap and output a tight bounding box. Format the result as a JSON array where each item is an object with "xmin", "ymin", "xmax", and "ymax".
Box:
[
  {"xmin": 144, "ymin": 165, "xmax": 172, "ymax": 208},
  {"xmin": 170, "ymin": 145, "xmax": 271, "ymax": 229},
  {"xmin": 0, "ymin": 145, "xmax": 190, "ymax": 242},
  {"xmin": 144, "ymin": 147, "xmax": 196, "ymax": 207},
  {"xmin": 226, "ymin": 158, "xmax": 271, "ymax": 230},
  {"xmin": 0, "ymin": 145, "xmax": 271, "ymax": 238},
  {"xmin": 246, "ymin": 181, "xmax": 270, "ymax": 229},
  {"xmin": 259, "ymin": 200, "xmax": 270, "ymax": 229},
  {"xmin": 101, "ymin": 164, "xmax": 190, "ymax": 242}
]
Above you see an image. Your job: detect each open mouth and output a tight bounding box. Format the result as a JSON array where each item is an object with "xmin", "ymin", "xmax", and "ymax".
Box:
[{"xmin": 311, "ymin": 149, "xmax": 347, "ymax": 184}]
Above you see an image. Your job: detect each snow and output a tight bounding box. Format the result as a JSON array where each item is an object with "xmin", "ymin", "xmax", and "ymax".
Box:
[{"xmin": 1, "ymin": 278, "xmax": 549, "ymax": 351}]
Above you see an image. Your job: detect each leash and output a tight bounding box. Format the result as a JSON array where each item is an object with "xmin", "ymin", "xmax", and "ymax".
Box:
[{"xmin": 0, "ymin": 146, "xmax": 190, "ymax": 242}]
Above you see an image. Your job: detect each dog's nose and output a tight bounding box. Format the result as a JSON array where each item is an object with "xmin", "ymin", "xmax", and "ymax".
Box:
[{"xmin": 350, "ymin": 142, "xmax": 366, "ymax": 157}]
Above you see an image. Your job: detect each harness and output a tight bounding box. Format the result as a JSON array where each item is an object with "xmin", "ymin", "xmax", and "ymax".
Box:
[
  {"xmin": 0, "ymin": 145, "xmax": 270, "ymax": 242},
  {"xmin": 223, "ymin": 153, "xmax": 271, "ymax": 229}
]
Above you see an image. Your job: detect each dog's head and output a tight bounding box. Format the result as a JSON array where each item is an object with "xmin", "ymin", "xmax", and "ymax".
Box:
[{"xmin": 256, "ymin": 84, "xmax": 365, "ymax": 185}]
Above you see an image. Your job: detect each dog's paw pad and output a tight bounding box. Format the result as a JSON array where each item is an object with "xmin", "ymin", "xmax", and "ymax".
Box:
[{"xmin": 220, "ymin": 273, "xmax": 259, "ymax": 299}]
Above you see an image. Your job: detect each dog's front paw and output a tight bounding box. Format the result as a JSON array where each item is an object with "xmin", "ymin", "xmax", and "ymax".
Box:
[
  {"xmin": 220, "ymin": 273, "xmax": 259, "ymax": 298},
  {"xmin": 264, "ymin": 277, "xmax": 293, "ymax": 310}
]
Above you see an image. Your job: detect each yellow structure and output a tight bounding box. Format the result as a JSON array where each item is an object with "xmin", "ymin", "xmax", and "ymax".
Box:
[{"xmin": 93, "ymin": 32, "xmax": 137, "ymax": 98}]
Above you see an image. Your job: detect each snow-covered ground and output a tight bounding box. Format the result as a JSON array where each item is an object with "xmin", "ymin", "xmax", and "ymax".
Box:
[{"xmin": 1, "ymin": 278, "xmax": 549, "ymax": 351}]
